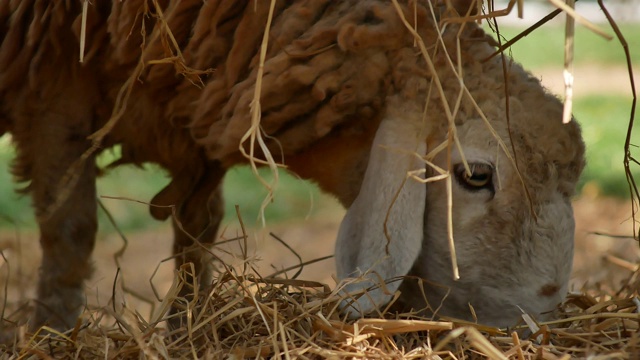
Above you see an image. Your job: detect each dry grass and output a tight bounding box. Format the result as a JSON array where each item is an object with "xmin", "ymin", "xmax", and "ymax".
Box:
[{"xmin": 1, "ymin": 247, "xmax": 639, "ymax": 359}]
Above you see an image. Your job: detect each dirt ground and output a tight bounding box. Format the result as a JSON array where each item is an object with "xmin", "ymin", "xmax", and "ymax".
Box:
[
  {"xmin": 535, "ymin": 65, "xmax": 636, "ymax": 97},
  {"xmin": 1, "ymin": 193, "xmax": 639, "ymax": 326}
]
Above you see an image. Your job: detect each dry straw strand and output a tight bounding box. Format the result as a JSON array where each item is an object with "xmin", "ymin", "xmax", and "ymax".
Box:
[
  {"xmin": 547, "ymin": 0, "xmax": 613, "ymax": 40},
  {"xmin": 595, "ymin": 0, "xmax": 640, "ymax": 242},
  {"xmin": 390, "ymin": 0, "xmax": 462, "ymax": 281},
  {"xmin": 238, "ymin": 0, "xmax": 282, "ymax": 227},
  {"xmin": 79, "ymin": 0, "xmax": 88, "ymax": 63},
  {"xmin": 562, "ymin": 0, "xmax": 575, "ymax": 124}
]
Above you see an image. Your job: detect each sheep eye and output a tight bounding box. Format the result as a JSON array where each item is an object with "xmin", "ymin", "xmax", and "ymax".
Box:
[{"xmin": 454, "ymin": 163, "xmax": 494, "ymax": 192}]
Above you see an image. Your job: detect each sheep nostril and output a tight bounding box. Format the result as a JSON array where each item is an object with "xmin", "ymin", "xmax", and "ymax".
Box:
[{"xmin": 538, "ymin": 283, "xmax": 560, "ymax": 297}]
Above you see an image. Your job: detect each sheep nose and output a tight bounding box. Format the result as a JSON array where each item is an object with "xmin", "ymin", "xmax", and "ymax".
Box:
[{"xmin": 538, "ymin": 283, "xmax": 560, "ymax": 297}]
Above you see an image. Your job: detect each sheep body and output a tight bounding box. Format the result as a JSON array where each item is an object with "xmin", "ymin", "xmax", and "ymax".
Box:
[{"xmin": 0, "ymin": 0, "xmax": 585, "ymax": 330}]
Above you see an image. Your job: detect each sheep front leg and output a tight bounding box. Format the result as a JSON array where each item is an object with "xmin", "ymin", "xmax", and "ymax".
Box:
[
  {"xmin": 173, "ymin": 186, "xmax": 222, "ymax": 292},
  {"xmin": 169, "ymin": 168, "xmax": 224, "ymax": 328},
  {"xmin": 27, "ymin": 113, "xmax": 97, "ymax": 330}
]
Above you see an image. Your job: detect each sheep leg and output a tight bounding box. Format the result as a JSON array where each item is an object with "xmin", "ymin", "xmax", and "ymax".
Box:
[
  {"xmin": 169, "ymin": 167, "xmax": 224, "ymax": 327},
  {"xmin": 28, "ymin": 109, "xmax": 97, "ymax": 330}
]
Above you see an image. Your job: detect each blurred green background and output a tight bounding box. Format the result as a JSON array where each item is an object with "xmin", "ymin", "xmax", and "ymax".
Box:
[{"xmin": 0, "ymin": 22, "xmax": 638, "ymax": 232}]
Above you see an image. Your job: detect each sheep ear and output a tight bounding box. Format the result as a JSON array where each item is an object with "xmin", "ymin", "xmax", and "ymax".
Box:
[{"xmin": 335, "ymin": 115, "xmax": 426, "ymax": 317}]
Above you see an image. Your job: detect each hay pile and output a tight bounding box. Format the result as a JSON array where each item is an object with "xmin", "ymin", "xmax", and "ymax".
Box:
[{"xmin": 1, "ymin": 252, "xmax": 639, "ymax": 359}]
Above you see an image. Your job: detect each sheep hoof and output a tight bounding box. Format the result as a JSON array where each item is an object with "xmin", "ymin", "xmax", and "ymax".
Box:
[{"xmin": 32, "ymin": 285, "xmax": 84, "ymax": 332}]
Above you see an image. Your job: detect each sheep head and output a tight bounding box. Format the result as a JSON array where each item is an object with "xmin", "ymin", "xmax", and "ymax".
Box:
[
  {"xmin": 405, "ymin": 112, "xmax": 583, "ymax": 327},
  {"xmin": 332, "ymin": 7, "xmax": 585, "ymax": 326}
]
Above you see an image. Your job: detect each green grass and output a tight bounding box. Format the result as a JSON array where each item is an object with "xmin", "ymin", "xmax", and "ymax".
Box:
[
  {"xmin": 97, "ymin": 164, "xmax": 332, "ymax": 231},
  {"xmin": 0, "ymin": 139, "xmax": 331, "ymax": 231},
  {"xmin": 574, "ymin": 95, "xmax": 639, "ymax": 197},
  {"xmin": 0, "ymin": 137, "xmax": 33, "ymax": 229},
  {"xmin": 488, "ymin": 24, "xmax": 640, "ymax": 68},
  {"xmin": 221, "ymin": 166, "xmax": 336, "ymax": 225}
]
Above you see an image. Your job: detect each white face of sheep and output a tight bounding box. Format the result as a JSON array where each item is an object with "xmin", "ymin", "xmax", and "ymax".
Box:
[{"xmin": 336, "ymin": 99, "xmax": 579, "ymax": 328}]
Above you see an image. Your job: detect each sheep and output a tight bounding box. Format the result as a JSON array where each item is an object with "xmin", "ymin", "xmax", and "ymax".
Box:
[{"xmin": 0, "ymin": 0, "xmax": 585, "ymax": 331}]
